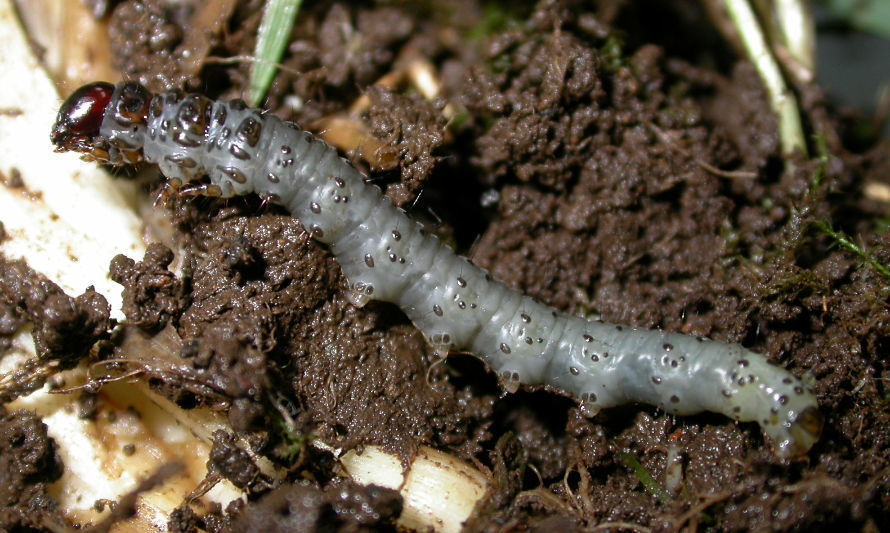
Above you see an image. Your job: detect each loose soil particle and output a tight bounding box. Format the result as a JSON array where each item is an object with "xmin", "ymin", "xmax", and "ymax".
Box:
[
  {"xmin": 0, "ymin": 257, "xmax": 111, "ymax": 365},
  {"xmin": 109, "ymin": 242, "xmax": 186, "ymax": 332},
  {"xmin": 227, "ymin": 479, "xmax": 402, "ymax": 533},
  {"xmin": 159, "ymin": 207, "xmax": 495, "ymax": 453},
  {"xmin": 365, "ymin": 85, "xmax": 449, "ymax": 207},
  {"xmin": 0, "ymin": 255, "xmax": 112, "ymax": 401},
  {"xmin": 3, "ymin": 0, "xmax": 889, "ymax": 531},
  {"xmin": 0, "ymin": 407, "xmax": 65, "ymax": 531},
  {"xmin": 208, "ymin": 429, "xmax": 273, "ymax": 495}
]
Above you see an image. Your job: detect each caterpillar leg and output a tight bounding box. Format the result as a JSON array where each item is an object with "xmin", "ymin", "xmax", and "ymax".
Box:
[
  {"xmin": 427, "ymin": 331, "xmax": 454, "ymax": 357},
  {"xmin": 179, "ymin": 183, "xmax": 223, "ymax": 198},
  {"xmin": 497, "ymin": 370, "xmax": 522, "ymax": 394},
  {"xmin": 345, "ymin": 281, "xmax": 375, "ymax": 308},
  {"xmin": 153, "ymin": 178, "xmax": 183, "ymax": 207}
]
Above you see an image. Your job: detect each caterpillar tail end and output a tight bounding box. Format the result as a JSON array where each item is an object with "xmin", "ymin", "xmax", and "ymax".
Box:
[{"xmin": 771, "ymin": 405, "xmax": 824, "ymax": 458}]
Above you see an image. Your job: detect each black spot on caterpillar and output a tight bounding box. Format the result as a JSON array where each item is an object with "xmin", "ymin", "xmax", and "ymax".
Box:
[{"xmin": 51, "ymin": 82, "xmax": 823, "ymax": 457}]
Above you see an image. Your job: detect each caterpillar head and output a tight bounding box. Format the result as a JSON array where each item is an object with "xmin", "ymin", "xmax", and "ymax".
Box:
[{"xmin": 52, "ymin": 81, "xmax": 151, "ymax": 165}]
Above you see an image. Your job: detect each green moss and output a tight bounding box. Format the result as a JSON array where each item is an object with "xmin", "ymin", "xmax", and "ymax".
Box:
[
  {"xmin": 250, "ymin": 0, "xmax": 303, "ymax": 107},
  {"xmin": 600, "ymin": 35, "xmax": 627, "ymax": 71},
  {"xmin": 467, "ymin": 1, "xmax": 530, "ymax": 41},
  {"xmin": 815, "ymin": 221, "xmax": 890, "ymax": 281}
]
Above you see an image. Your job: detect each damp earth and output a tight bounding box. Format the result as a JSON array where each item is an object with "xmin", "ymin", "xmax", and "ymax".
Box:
[{"xmin": 1, "ymin": 1, "xmax": 889, "ymax": 531}]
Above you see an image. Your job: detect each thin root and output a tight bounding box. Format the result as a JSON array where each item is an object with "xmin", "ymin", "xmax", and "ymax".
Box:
[{"xmin": 647, "ymin": 122, "xmax": 757, "ymax": 179}]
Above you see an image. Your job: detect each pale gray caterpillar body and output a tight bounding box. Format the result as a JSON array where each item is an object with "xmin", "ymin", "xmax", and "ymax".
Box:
[{"xmin": 51, "ymin": 82, "xmax": 823, "ymax": 457}]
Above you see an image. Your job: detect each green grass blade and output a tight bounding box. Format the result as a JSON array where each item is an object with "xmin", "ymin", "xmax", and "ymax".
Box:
[
  {"xmin": 250, "ymin": 0, "xmax": 303, "ymax": 107},
  {"xmin": 820, "ymin": 0, "xmax": 890, "ymax": 40},
  {"xmin": 724, "ymin": 0, "xmax": 807, "ymax": 157},
  {"xmin": 619, "ymin": 453, "xmax": 672, "ymax": 504}
]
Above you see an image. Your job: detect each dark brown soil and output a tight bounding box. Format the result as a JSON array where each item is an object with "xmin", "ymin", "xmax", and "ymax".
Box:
[
  {"xmin": 0, "ymin": 257, "xmax": 112, "ymax": 400},
  {"xmin": 4, "ymin": 0, "xmax": 890, "ymax": 531},
  {"xmin": 0, "ymin": 407, "xmax": 65, "ymax": 530}
]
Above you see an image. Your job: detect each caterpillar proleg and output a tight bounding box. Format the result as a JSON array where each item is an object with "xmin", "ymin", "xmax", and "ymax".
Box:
[{"xmin": 51, "ymin": 81, "xmax": 823, "ymax": 457}]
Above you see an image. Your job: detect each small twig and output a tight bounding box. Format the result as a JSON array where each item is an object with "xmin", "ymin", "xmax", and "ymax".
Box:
[
  {"xmin": 590, "ymin": 521, "xmax": 652, "ymax": 533},
  {"xmin": 647, "ymin": 122, "xmax": 757, "ymax": 179},
  {"xmin": 514, "ymin": 487, "xmax": 574, "ymax": 515},
  {"xmin": 696, "ymin": 160, "xmax": 758, "ymax": 179},
  {"xmin": 85, "ymin": 463, "xmax": 184, "ymax": 533},
  {"xmin": 779, "ymin": 474, "xmax": 852, "ymax": 494},
  {"xmin": 204, "ymin": 55, "xmax": 305, "ymax": 79},
  {"xmin": 671, "ymin": 491, "xmax": 733, "ymax": 531}
]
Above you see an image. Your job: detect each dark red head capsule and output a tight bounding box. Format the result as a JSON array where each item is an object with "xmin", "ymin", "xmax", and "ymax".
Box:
[{"xmin": 50, "ymin": 82, "xmax": 115, "ymax": 153}]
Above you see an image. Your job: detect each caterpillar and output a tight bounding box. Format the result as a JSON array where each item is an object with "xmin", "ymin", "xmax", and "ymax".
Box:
[{"xmin": 51, "ymin": 81, "xmax": 823, "ymax": 457}]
